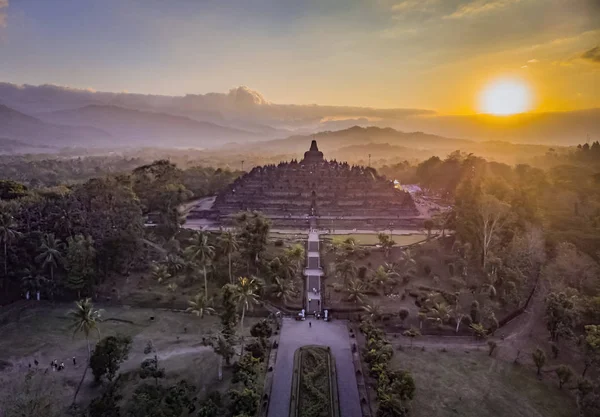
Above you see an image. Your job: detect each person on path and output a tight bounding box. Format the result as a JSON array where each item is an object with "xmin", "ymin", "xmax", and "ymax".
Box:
[
  {"xmin": 309, "ymin": 321, "xmax": 312, "ymax": 328},
  {"xmin": 72, "ymin": 356, "xmax": 76, "ymax": 365}
]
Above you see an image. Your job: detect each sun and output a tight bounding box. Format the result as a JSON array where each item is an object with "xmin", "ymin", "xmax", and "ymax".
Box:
[{"xmin": 478, "ymin": 78, "xmax": 532, "ymax": 115}]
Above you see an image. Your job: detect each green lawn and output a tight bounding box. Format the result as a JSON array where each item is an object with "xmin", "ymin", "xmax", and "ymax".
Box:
[
  {"xmin": 390, "ymin": 348, "xmax": 575, "ymax": 417},
  {"xmin": 323, "ymin": 233, "xmax": 427, "ymax": 246}
]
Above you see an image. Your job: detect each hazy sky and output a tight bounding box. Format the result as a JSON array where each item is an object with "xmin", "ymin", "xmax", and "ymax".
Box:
[{"xmin": 0, "ymin": 0, "xmax": 599, "ymax": 114}]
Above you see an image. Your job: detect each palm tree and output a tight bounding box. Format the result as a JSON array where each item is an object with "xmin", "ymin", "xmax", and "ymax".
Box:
[
  {"xmin": 336, "ymin": 259, "xmax": 357, "ymax": 285},
  {"xmin": 277, "ymin": 255, "xmax": 298, "ymax": 280},
  {"xmin": 163, "ymin": 254, "xmax": 185, "ymax": 277},
  {"xmin": 184, "ymin": 232, "xmax": 215, "ymax": 296},
  {"xmin": 35, "ymin": 233, "xmax": 65, "ymax": 281},
  {"xmin": 426, "ymin": 302, "xmax": 453, "ymax": 327},
  {"xmin": 218, "ymin": 230, "xmax": 239, "ymax": 284},
  {"xmin": 371, "ymin": 265, "xmax": 392, "ymax": 295},
  {"xmin": 270, "ymin": 276, "xmax": 296, "ymax": 303},
  {"xmin": 68, "ymin": 298, "xmax": 101, "ymax": 405},
  {"xmin": 187, "ymin": 292, "xmax": 215, "ymax": 319},
  {"xmin": 232, "ymin": 276, "xmax": 261, "ymax": 354},
  {"xmin": 151, "ymin": 263, "xmax": 171, "ymax": 283},
  {"xmin": 20, "ymin": 268, "xmax": 47, "ymax": 296},
  {"xmin": 362, "ymin": 301, "xmax": 384, "ymax": 323},
  {"xmin": 345, "ymin": 279, "xmax": 367, "ymax": 304},
  {"xmin": 284, "ymin": 243, "xmax": 305, "ymax": 271},
  {"xmin": 0, "ymin": 210, "xmax": 21, "ymax": 280}
]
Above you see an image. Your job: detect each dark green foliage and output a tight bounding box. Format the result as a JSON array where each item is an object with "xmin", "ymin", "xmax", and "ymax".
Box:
[
  {"xmin": 232, "ymin": 354, "xmax": 261, "ymax": 388},
  {"xmin": 65, "ymin": 234, "xmax": 96, "ymax": 296},
  {"xmin": 545, "ymin": 292, "xmax": 577, "ymax": 342},
  {"xmin": 235, "ymin": 211, "xmax": 270, "ymax": 269},
  {"xmin": 197, "ymin": 392, "xmax": 224, "ymax": 417},
  {"xmin": 125, "ymin": 380, "xmax": 196, "ymax": 417},
  {"xmin": 555, "ymin": 365, "xmax": 573, "ymax": 389},
  {"xmin": 577, "ymin": 378, "xmax": 600, "ymax": 417},
  {"xmin": 297, "ymin": 347, "xmax": 333, "ymax": 417},
  {"xmin": 0, "ymin": 180, "xmax": 28, "ymax": 200},
  {"xmin": 250, "ymin": 319, "xmax": 272, "ymax": 339},
  {"xmin": 139, "ymin": 357, "xmax": 165, "ymax": 383},
  {"xmin": 532, "ymin": 348, "xmax": 546, "ymax": 376},
  {"xmin": 90, "ymin": 335, "xmax": 132, "ymax": 382},
  {"xmin": 228, "ymin": 388, "xmax": 259, "ymax": 416},
  {"xmin": 361, "ymin": 320, "xmax": 416, "ymax": 415},
  {"xmin": 245, "ymin": 341, "xmax": 266, "ymax": 361},
  {"xmin": 88, "ymin": 379, "xmax": 123, "ymax": 417}
]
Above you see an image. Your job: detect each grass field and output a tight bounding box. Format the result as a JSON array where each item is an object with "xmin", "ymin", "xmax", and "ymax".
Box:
[
  {"xmin": 0, "ymin": 303, "xmax": 262, "ymax": 406},
  {"xmin": 390, "ymin": 348, "xmax": 575, "ymax": 417},
  {"xmin": 322, "ymin": 233, "xmax": 427, "ymax": 246}
]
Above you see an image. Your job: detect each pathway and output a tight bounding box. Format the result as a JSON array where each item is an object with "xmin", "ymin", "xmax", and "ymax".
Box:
[
  {"xmin": 267, "ymin": 318, "xmax": 362, "ymax": 417},
  {"xmin": 304, "ymin": 229, "xmax": 323, "ymax": 314}
]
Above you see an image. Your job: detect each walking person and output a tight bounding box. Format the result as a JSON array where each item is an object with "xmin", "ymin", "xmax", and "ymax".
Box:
[
  {"xmin": 309, "ymin": 321, "xmax": 312, "ymax": 328},
  {"xmin": 72, "ymin": 356, "xmax": 76, "ymax": 366}
]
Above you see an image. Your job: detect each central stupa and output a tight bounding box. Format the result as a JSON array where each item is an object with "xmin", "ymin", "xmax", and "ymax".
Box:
[{"xmin": 302, "ymin": 140, "xmax": 325, "ymax": 164}]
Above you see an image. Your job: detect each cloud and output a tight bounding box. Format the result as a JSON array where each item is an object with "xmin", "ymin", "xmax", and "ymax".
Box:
[
  {"xmin": 581, "ymin": 46, "xmax": 600, "ymax": 63},
  {"xmin": 0, "ymin": 82, "xmax": 435, "ymax": 125},
  {"xmin": 527, "ymin": 59, "xmax": 538, "ymax": 63},
  {"xmin": 444, "ymin": 0, "xmax": 521, "ymax": 19},
  {"xmin": 391, "ymin": 0, "xmax": 439, "ymax": 13},
  {"xmin": 0, "ymin": 0, "xmax": 8, "ymax": 28}
]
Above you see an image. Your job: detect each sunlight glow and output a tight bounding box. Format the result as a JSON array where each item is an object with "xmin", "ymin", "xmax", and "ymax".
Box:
[{"xmin": 479, "ymin": 79, "xmax": 532, "ymax": 115}]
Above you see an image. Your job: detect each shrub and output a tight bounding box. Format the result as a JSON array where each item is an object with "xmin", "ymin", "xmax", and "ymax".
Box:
[
  {"xmin": 246, "ymin": 341, "xmax": 266, "ymax": 361},
  {"xmin": 250, "ymin": 319, "xmax": 272, "ymax": 339},
  {"xmin": 90, "ymin": 335, "xmax": 133, "ymax": 382}
]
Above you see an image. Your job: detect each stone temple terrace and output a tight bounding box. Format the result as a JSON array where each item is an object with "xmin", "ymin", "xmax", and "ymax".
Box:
[{"xmin": 188, "ymin": 140, "xmax": 425, "ymax": 231}]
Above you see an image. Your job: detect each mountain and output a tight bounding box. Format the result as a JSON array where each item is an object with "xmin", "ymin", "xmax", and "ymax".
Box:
[
  {"xmin": 227, "ymin": 126, "xmax": 473, "ymax": 154},
  {"xmin": 2, "ymin": 83, "xmax": 598, "ymax": 146},
  {"xmin": 392, "ymin": 108, "xmax": 600, "ymax": 145},
  {"xmin": 213, "ymin": 126, "xmax": 555, "ymax": 165},
  {"xmin": 0, "ymin": 104, "xmax": 110, "ymax": 147},
  {"xmin": 36, "ymin": 105, "xmax": 263, "ymax": 148}
]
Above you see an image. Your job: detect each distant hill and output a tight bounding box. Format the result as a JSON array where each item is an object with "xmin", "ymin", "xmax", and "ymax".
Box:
[
  {"xmin": 0, "ymin": 104, "xmax": 110, "ymax": 147},
  {"xmin": 225, "ymin": 126, "xmax": 472, "ymax": 154},
  {"xmin": 36, "ymin": 104, "xmax": 263, "ymax": 148},
  {"xmin": 398, "ymin": 108, "xmax": 600, "ymax": 145},
  {"xmin": 214, "ymin": 126, "xmax": 557, "ymax": 165}
]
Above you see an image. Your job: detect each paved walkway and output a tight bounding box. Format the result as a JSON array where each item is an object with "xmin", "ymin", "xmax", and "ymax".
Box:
[{"xmin": 267, "ymin": 318, "xmax": 362, "ymax": 417}]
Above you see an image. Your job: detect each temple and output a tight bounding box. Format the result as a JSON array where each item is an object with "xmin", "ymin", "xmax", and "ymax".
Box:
[{"xmin": 189, "ymin": 140, "xmax": 422, "ymax": 230}]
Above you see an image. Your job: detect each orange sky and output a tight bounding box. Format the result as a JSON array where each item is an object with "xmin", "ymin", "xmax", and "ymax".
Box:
[{"xmin": 0, "ymin": 0, "xmax": 599, "ymax": 115}]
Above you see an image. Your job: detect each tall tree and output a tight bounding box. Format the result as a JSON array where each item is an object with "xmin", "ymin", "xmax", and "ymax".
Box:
[
  {"xmin": 270, "ymin": 276, "xmax": 296, "ymax": 304},
  {"xmin": 232, "ymin": 277, "xmax": 261, "ymax": 354},
  {"xmin": 218, "ymin": 230, "xmax": 239, "ymax": 284},
  {"xmin": 377, "ymin": 233, "xmax": 395, "ymax": 258},
  {"xmin": 235, "ymin": 211, "xmax": 270, "ymax": 272},
  {"xmin": 0, "ymin": 209, "xmax": 21, "ymax": 283},
  {"xmin": 336, "ymin": 259, "xmax": 357, "ymax": 285},
  {"xmin": 284, "ymin": 243, "xmax": 305, "ymax": 271},
  {"xmin": 65, "ymin": 234, "xmax": 97, "ymax": 298},
  {"xmin": 35, "ymin": 233, "xmax": 65, "ymax": 282},
  {"xmin": 185, "ymin": 232, "xmax": 215, "ymax": 296},
  {"xmin": 68, "ymin": 298, "xmax": 102, "ymax": 405},
  {"xmin": 477, "ymin": 194, "xmax": 511, "ymax": 269}
]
